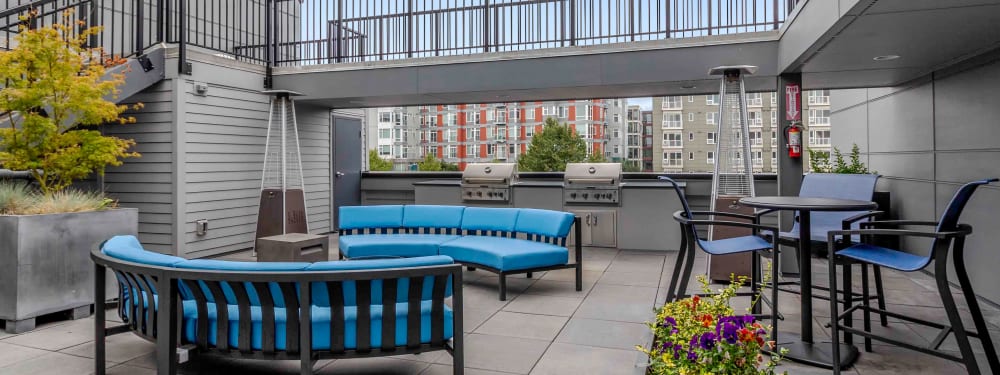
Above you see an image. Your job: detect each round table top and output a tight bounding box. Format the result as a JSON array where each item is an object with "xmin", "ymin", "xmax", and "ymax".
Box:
[{"xmin": 738, "ymin": 196, "xmax": 877, "ymax": 211}]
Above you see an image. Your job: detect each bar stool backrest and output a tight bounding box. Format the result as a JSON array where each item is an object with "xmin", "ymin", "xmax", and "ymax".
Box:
[
  {"xmin": 659, "ymin": 176, "xmax": 698, "ymax": 239},
  {"xmin": 796, "ymin": 173, "xmax": 879, "ymax": 235}
]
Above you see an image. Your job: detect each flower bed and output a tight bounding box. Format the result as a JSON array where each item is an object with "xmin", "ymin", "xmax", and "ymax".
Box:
[{"xmin": 638, "ymin": 275, "xmax": 787, "ymax": 375}]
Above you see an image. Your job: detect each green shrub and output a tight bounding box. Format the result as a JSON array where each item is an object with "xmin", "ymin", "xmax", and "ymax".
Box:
[{"xmin": 0, "ymin": 180, "xmax": 31, "ymax": 214}]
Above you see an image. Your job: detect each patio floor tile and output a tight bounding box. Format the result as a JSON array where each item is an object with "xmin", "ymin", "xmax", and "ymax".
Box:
[
  {"xmin": 475, "ymin": 312, "xmax": 569, "ymax": 341},
  {"xmin": 439, "ymin": 334, "xmax": 549, "ymax": 374},
  {"xmin": 503, "ymin": 294, "xmax": 584, "ymax": 317},
  {"xmin": 554, "ymin": 318, "xmax": 648, "ymax": 350},
  {"xmin": 529, "ymin": 343, "xmax": 642, "ymax": 375}
]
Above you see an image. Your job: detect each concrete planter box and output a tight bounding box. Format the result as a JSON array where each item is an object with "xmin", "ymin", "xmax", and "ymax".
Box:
[{"xmin": 0, "ymin": 208, "xmax": 138, "ymax": 333}]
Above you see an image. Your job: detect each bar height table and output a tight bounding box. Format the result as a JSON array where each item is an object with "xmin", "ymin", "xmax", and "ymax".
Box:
[{"xmin": 739, "ymin": 196, "xmax": 877, "ymax": 369}]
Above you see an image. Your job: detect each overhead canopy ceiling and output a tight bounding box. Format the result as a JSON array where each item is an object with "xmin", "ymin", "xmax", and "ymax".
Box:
[
  {"xmin": 274, "ymin": 0, "xmax": 1000, "ymax": 107},
  {"xmin": 787, "ymin": 0, "xmax": 1000, "ymax": 89}
]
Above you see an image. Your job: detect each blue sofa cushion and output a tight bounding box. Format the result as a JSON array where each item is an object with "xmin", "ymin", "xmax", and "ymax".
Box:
[
  {"xmin": 340, "ymin": 205, "xmax": 404, "ymax": 230},
  {"xmin": 181, "ymin": 300, "xmax": 453, "ymax": 351},
  {"xmin": 402, "ymin": 205, "xmax": 465, "ymax": 230},
  {"xmin": 460, "ymin": 207, "xmax": 520, "ymax": 233},
  {"xmin": 307, "ymin": 256, "xmax": 455, "ymax": 306},
  {"xmin": 514, "ymin": 208, "xmax": 574, "ymax": 238},
  {"xmin": 339, "ymin": 234, "xmax": 458, "ymax": 259},
  {"xmin": 102, "ymin": 235, "xmax": 185, "ymax": 267},
  {"xmin": 174, "ymin": 260, "xmax": 310, "ymax": 307},
  {"xmin": 438, "ymin": 236, "xmax": 568, "ymax": 271}
]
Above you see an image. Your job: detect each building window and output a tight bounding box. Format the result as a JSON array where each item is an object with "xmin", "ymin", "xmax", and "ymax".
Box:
[
  {"xmin": 472, "ymin": 112, "xmax": 481, "ymax": 124},
  {"xmin": 526, "ymin": 125, "xmax": 535, "ymax": 138},
  {"xmin": 613, "ymin": 113, "xmax": 620, "ymax": 122},
  {"xmin": 688, "ymin": 95, "xmax": 695, "ymax": 102},
  {"xmin": 748, "ymin": 110, "xmax": 763, "ymax": 127},
  {"xmin": 706, "ymin": 95, "xmax": 720, "ymax": 105},
  {"xmin": 468, "ymin": 126, "xmax": 480, "ymax": 141},
  {"xmin": 378, "ymin": 128, "xmax": 391, "ymax": 139},
  {"xmin": 509, "ymin": 109, "xmax": 520, "ymax": 121},
  {"xmin": 526, "ymin": 108, "xmax": 535, "ymax": 120},
  {"xmin": 688, "ymin": 113, "xmax": 694, "ymax": 122},
  {"xmin": 378, "ymin": 145, "xmax": 391, "ymax": 156},
  {"xmin": 662, "ymin": 96, "xmax": 683, "ymax": 110},
  {"xmin": 559, "ymin": 106, "xmax": 569, "ymax": 119},
  {"xmin": 542, "ymin": 106, "xmax": 553, "ymax": 116},
  {"xmin": 688, "ymin": 132, "xmax": 694, "ymax": 140},
  {"xmin": 583, "ymin": 105, "xmax": 593, "ymax": 120},
  {"xmin": 770, "ymin": 93, "xmax": 777, "ymax": 107},
  {"xmin": 689, "ymin": 152, "xmax": 694, "ymax": 160},
  {"xmin": 752, "ymin": 151, "xmax": 763, "ymax": 165},
  {"xmin": 495, "ymin": 126, "xmax": 508, "ymax": 141},
  {"xmin": 627, "ymin": 135, "xmax": 640, "ymax": 146},
  {"xmin": 809, "ymin": 109, "xmax": 830, "ymax": 125},
  {"xmin": 746, "ymin": 93, "xmax": 763, "ymax": 107},
  {"xmin": 770, "ymin": 111, "xmax": 777, "ymax": 126},
  {"xmin": 749, "ymin": 131, "xmax": 763, "ymax": 146},
  {"xmin": 663, "ymin": 113, "xmax": 682, "ymax": 129},
  {"xmin": 664, "ymin": 152, "xmax": 683, "ymax": 167},
  {"xmin": 771, "ymin": 151, "xmax": 777, "ymax": 166},
  {"xmin": 614, "ymin": 145, "xmax": 620, "ymax": 154},
  {"xmin": 706, "ymin": 112, "xmax": 717, "ymax": 125},
  {"xmin": 809, "ymin": 130, "xmax": 831, "ymax": 145},
  {"xmin": 379, "ymin": 111, "xmax": 392, "ymax": 123},
  {"xmin": 445, "ymin": 129, "xmax": 457, "ymax": 142},
  {"xmin": 808, "ymin": 90, "xmax": 831, "ymax": 105},
  {"xmin": 707, "ymin": 132, "xmax": 716, "ymax": 144},
  {"xmin": 447, "ymin": 145, "xmax": 457, "ymax": 158},
  {"xmin": 664, "ymin": 132, "xmax": 683, "ymax": 147}
]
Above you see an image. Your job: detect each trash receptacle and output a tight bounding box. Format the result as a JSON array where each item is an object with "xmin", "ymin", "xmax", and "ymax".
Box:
[{"xmin": 256, "ymin": 233, "xmax": 329, "ymax": 262}]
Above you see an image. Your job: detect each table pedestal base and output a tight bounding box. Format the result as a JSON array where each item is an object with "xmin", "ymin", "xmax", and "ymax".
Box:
[{"xmin": 770, "ymin": 334, "xmax": 859, "ymax": 370}]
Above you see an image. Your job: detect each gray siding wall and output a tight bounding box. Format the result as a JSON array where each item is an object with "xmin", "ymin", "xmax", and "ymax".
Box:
[
  {"xmin": 831, "ymin": 53, "xmax": 1000, "ymax": 304},
  {"xmin": 179, "ymin": 53, "xmax": 331, "ymax": 258},
  {"xmin": 102, "ymin": 79, "xmax": 175, "ymax": 253}
]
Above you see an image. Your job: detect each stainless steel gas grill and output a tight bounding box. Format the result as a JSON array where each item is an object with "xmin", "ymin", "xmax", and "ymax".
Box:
[
  {"xmin": 461, "ymin": 163, "xmax": 517, "ymax": 202},
  {"xmin": 563, "ymin": 163, "xmax": 623, "ymax": 205}
]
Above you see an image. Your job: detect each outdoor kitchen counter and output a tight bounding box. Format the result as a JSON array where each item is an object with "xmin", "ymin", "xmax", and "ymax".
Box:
[
  {"xmin": 621, "ymin": 181, "xmax": 685, "ymax": 188},
  {"xmin": 413, "ymin": 180, "xmax": 461, "ymax": 186}
]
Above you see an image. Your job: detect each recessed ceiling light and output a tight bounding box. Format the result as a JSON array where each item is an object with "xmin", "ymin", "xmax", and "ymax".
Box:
[{"xmin": 873, "ymin": 55, "xmax": 900, "ymax": 61}]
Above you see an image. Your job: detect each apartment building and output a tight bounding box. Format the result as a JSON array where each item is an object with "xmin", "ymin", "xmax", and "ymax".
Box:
[
  {"xmin": 651, "ymin": 90, "xmax": 831, "ymax": 173},
  {"xmin": 370, "ymin": 99, "xmax": 627, "ymax": 170}
]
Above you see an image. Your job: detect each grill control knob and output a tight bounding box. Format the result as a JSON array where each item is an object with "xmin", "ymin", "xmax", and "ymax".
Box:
[
  {"xmin": 582, "ymin": 193, "xmax": 589, "ymax": 199},
  {"xmin": 477, "ymin": 191, "xmax": 483, "ymax": 197},
  {"xmin": 570, "ymin": 193, "xmax": 577, "ymax": 198},
  {"xmin": 487, "ymin": 192, "xmax": 494, "ymax": 197},
  {"xmin": 497, "ymin": 192, "xmax": 504, "ymax": 198}
]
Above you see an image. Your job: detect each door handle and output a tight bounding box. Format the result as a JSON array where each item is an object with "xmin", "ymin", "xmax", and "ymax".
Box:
[
  {"xmin": 593, "ymin": 215, "xmax": 598, "ymax": 226},
  {"xmin": 335, "ymin": 171, "xmax": 345, "ymax": 178}
]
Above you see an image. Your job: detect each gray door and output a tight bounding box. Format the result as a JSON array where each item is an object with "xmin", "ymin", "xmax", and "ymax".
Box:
[{"xmin": 332, "ymin": 115, "xmax": 363, "ymax": 230}]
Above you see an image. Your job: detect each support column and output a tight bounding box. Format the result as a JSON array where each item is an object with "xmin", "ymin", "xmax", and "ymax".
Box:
[{"xmin": 777, "ymin": 73, "xmax": 803, "ymax": 275}]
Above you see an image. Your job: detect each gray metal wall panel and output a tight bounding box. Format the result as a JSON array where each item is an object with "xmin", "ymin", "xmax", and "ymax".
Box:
[
  {"xmin": 933, "ymin": 61, "xmax": 1000, "ymax": 151},
  {"xmin": 830, "ymin": 104, "xmax": 868, "ymax": 153},
  {"xmin": 831, "ymin": 55, "xmax": 1000, "ymax": 303},
  {"xmin": 866, "ymin": 84, "xmax": 935, "ymax": 153},
  {"xmin": 101, "ymin": 79, "xmax": 175, "ymax": 254}
]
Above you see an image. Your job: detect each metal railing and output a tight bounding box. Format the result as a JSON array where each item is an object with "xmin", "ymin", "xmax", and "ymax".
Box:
[
  {"xmin": 1, "ymin": 0, "xmax": 801, "ymax": 82},
  {"xmin": 0, "ymin": 0, "xmax": 160, "ymax": 60},
  {"xmin": 265, "ymin": 0, "xmax": 800, "ymax": 66}
]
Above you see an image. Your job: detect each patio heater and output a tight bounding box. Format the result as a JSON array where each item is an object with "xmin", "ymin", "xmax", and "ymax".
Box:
[
  {"xmin": 253, "ymin": 90, "xmax": 309, "ymax": 252},
  {"xmin": 707, "ymin": 65, "xmax": 757, "ymax": 282}
]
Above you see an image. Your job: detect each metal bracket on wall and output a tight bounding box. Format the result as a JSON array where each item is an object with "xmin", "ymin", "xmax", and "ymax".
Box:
[
  {"xmin": 180, "ymin": 62, "xmax": 193, "ymax": 75},
  {"xmin": 136, "ymin": 55, "xmax": 155, "ymax": 72}
]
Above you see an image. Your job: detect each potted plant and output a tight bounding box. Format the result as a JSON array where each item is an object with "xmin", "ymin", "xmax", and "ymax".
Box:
[
  {"xmin": 0, "ymin": 16, "xmax": 141, "ymax": 333},
  {"xmin": 638, "ymin": 275, "xmax": 788, "ymax": 375}
]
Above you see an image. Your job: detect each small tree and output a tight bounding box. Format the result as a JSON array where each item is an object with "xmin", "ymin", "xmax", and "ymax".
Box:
[
  {"xmin": 808, "ymin": 144, "xmax": 871, "ymax": 174},
  {"xmin": 417, "ymin": 154, "xmax": 443, "ymax": 171},
  {"xmin": 622, "ymin": 160, "xmax": 642, "ymax": 172},
  {"xmin": 0, "ymin": 17, "xmax": 139, "ymax": 195},
  {"xmin": 367, "ymin": 150, "xmax": 393, "ymax": 171},
  {"xmin": 517, "ymin": 117, "xmax": 589, "ymax": 172}
]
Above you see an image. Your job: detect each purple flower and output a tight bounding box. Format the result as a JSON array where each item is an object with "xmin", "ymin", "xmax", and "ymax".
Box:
[
  {"xmin": 721, "ymin": 321, "xmax": 740, "ymax": 344},
  {"xmin": 662, "ymin": 316, "xmax": 677, "ymax": 328},
  {"xmin": 672, "ymin": 344, "xmax": 683, "ymax": 360},
  {"xmin": 687, "ymin": 351, "xmax": 698, "ymax": 361},
  {"xmin": 670, "ymin": 328, "xmax": 679, "ymax": 335},
  {"xmin": 699, "ymin": 332, "xmax": 717, "ymax": 350},
  {"xmin": 742, "ymin": 315, "xmax": 755, "ymax": 325}
]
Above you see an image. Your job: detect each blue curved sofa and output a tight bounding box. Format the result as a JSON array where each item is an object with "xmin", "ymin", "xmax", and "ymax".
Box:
[
  {"xmin": 338, "ymin": 205, "xmax": 582, "ymax": 300},
  {"xmin": 92, "ymin": 235, "xmax": 464, "ymax": 375}
]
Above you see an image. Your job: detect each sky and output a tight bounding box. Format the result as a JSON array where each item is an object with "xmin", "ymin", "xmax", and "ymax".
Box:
[{"xmin": 628, "ymin": 97, "xmax": 652, "ymax": 111}]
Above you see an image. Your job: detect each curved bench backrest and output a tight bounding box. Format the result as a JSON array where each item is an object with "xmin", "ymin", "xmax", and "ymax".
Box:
[
  {"xmin": 403, "ymin": 205, "xmax": 466, "ymax": 234},
  {"xmin": 306, "ymin": 256, "xmax": 455, "ymax": 306},
  {"xmin": 340, "ymin": 205, "xmax": 405, "ymax": 235},
  {"xmin": 460, "ymin": 207, "xmax": 520, "ymax": 237}
]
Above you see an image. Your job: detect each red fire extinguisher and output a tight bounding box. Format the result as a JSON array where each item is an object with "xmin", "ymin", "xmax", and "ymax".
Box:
[{"xmin": 785, "ymin": 123, "xmax": 804, "ymax": 158}]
